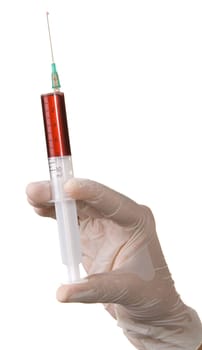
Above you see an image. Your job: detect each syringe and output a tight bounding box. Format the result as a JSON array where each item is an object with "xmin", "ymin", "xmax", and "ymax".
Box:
[{"xmin": 40, "ymin": 13, "xmax": 81, "ymax": 283}]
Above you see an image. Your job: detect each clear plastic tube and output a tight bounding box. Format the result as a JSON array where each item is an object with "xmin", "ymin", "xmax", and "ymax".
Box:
[{"xmin": 41, "ymin": 92, "xmax": 81, "ymax": 283}]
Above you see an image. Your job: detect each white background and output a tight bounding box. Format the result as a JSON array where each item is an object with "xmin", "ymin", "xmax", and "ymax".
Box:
[{"xmin": 0, "ymin": 1, "xmax": 201, "ymax": 349}]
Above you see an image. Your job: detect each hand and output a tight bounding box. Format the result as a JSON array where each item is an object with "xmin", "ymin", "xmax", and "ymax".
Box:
[{"xmin": 26, "ymin": 178, "xmax": 202, "ymax": 349}]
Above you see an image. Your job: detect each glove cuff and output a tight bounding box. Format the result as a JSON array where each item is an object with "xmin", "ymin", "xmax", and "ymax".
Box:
[{"xmin": 116, "ymin": 306, "xmax": 202, "ymax": 349}]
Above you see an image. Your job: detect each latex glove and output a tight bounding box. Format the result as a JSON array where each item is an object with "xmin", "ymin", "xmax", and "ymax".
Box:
[{"xmin": 26, "ymin": 178, "xmax": 202, "ymax": 350}]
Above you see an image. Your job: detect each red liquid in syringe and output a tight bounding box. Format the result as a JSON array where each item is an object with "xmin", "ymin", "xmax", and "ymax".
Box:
[{"xmin": 41, "ymin": 92, "xmax": 71, "ymax": 158}]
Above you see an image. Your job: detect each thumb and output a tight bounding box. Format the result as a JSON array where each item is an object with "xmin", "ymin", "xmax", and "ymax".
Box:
[{"xmin": 56, "ymin": 272, "xmax": 129, "ymax": 304}]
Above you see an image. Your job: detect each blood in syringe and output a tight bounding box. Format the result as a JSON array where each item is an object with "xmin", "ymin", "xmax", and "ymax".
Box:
[{"xmin": 41, "ymin": 91, "xmax": 72, "ymax": 158}]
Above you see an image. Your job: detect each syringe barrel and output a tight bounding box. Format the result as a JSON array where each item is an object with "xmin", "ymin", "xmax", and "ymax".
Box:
[
  {"xmin": 41, "ymin": 92, "xmax": 71, "ymax": 158},
  {"xmin": 41, "ymin": 92, "xmax": 81, "ymax": 283}
]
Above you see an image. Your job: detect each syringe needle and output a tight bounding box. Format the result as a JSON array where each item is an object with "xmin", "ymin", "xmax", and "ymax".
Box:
[
  {"xmin": 46, "ymin": 11, "xmax": 54, "ymax": 63},
  {"xmin": 46, "ymin": 12, "xmax": 61, "ymax": 90}
]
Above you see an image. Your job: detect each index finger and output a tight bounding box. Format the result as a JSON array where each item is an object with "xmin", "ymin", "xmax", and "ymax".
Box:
[{"xmin": 64, "ymin": 178, "xmax": 152, "ymax": 227}]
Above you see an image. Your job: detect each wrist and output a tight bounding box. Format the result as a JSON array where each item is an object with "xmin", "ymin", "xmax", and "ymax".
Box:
[{"xmin": 115, "ymin": 305, "xmax": 202, "ymax": 350}]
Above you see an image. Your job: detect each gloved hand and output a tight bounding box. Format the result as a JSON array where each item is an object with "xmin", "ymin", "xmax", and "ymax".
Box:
[{"xmin": 26, "ymin": 178, "xmax": 202, "ymax": 350}]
